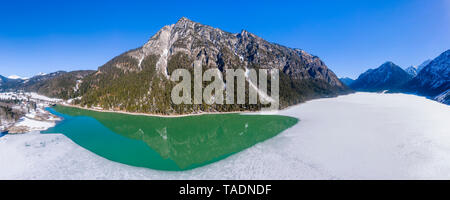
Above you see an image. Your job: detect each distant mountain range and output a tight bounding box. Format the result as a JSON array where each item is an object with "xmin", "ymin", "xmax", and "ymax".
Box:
[
  {"xmin": 76, "ymin": 17, "xmax": 349, "ymax": 114},
  {"xmin": 349, "ymin": 49, "xmax": 450, "ymax": 105},
  {"xmin": 350, "ymin": 61, "xmax": 412, "ymax": 92},
  {"xmin": 0, "ymin": 70, "xmax": 94, "ymax": 99},
  {"xmin": 0, "ymin": 17, "xmax": 349, "ymax": 114},
  {"xmin": 403, "ymin": 50, "xmax": 450, "ymax": 104}
]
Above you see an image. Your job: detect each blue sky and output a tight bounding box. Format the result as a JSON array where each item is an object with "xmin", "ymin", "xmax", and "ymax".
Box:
[{"xmin": 0, "ymin": 0, "xmax": 449, "ymax": 79}]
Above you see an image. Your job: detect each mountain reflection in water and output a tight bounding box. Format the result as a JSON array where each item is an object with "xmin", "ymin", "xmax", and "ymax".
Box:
[{"xmin": 43, "ymin": 105, "xmax": 298, "ymax": 171}]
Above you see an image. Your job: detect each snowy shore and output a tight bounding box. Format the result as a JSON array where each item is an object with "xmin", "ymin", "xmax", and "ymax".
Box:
[{"xmin": 0, "ymin": 92, "xmax": 449, "ymax": 179}]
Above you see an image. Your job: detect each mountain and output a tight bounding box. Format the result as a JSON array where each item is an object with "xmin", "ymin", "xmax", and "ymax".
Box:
[
  {"xmin": 22, "ymin": 70, "xmax": 95, "ymax": 99},
  {"xmin": 0, "ymin": 70, "xmax": 94, "ymax": 99},
  {"xmin": 78, "ymin": 17, "xmax": 349, "ymax": 114},
  {"xmin": 0, "ymin": 76, "xmax": 23, "ymax": 91},
  {"xmin": 339, "ymin": 77, "xmax": 354, "ymax": 86},
  {"xmin": 403, "ymin": 50, "xmax": 450, "ymax": 100},
  {"xmin": 350, "ymin": 61, "xmax": 412, "ymax": 91},
  {"xmin": 404, "ymin": 59, "xmax": 433, "ymax": 77},
  {"xmin": 405, "ymin": 66, "xmax": 418, "ymax": 77}
]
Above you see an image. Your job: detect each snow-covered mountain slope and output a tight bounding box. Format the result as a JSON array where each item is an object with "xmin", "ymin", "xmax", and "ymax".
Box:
[
  {"xmin": 403, "ymin": 49, "xmax": 449, "ymax": 100},
  {"xmin": 417, "ymin": 59, "xmax": 432, "ymax": 72},
  {"xmin": 350, "ymin": 61, "xmax": 412, "ymax": 91},
  {"xmin": 405, "ymin": 65, "xmax": 418, "ymax": 77},
  {"xmin": 1, "ymin": 92, "xmax": 449, "ymax": 180}
]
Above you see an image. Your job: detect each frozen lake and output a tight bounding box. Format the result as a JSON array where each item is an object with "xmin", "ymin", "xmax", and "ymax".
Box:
[{"xmin": 0, "ymin": 92, "xmax": 449, "ymax": 179}]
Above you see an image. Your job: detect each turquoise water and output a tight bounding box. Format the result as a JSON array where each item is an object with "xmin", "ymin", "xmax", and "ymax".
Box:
[{"xmin": 42, "ymin": 105, "xmax": 298, "ymax": 171}]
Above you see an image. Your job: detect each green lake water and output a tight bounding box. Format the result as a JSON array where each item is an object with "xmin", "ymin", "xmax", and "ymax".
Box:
[{"xmin": 43, "ymin": 105, "xmax": 298, "ymax": 171}]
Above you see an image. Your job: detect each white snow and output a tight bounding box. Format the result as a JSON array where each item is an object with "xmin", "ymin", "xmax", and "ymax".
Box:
[
  {"xmin": 73, "ymin": 80, "xmax": 82, "ymax": 92},
  {"xmin": 28, "ymin": 92, "xmax": 62, "ymax": 102},
  {"xmin": 7, "ymin": 75, "xmax": 28, "ymax": 80},
  {"xmin": 15, "ymin": 117, "xmax": 56, "ymax": 132},
  {"xmin": 0, "ymin": 92, "xmax": 449, "ymax": 180}
]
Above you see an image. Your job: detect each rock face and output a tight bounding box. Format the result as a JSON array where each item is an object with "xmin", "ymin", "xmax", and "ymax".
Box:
[
  {"xmin": 403, "ymin": 49, "xmax": 450, "ymax": 101},
  {"xmin": 78, "ymin": 17, "xmax": 349, "ymax": 114},
  {"xmin": 350, "ymin": 61, "xmax": 412, "ymax": 92}
]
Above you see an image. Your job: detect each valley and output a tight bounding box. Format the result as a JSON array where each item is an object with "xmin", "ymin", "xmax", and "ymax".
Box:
[{"xmin": 342, "ymin": 50, "xmax": 450, "ymax": 105}]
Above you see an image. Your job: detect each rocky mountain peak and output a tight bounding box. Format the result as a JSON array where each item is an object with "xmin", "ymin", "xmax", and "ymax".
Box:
[
  {"xmin": 177, "ymin": 16, "xmax": 192, "ymax": 23},
  {"xmin": 380, "ymin": 61, "xmax": 396, "ymax": 68},
  {"xmin": 79, "ymin": 18, "xmax": 350, "ymax": 114},
  {"xmin": 350, "ymin": 61, "xmax": 412, "ymax": 91},
  {"xmin": 173, "ymin": 17, "xmax": 201, "ymax": 31}
]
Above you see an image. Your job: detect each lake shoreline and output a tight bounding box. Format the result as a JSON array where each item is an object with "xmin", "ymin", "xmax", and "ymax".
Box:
[
  {"xmin": 57, "ymin": 92, "xmax": 360, "ymax": 118},
  {"xmin": 58, "ymin": 103, "xmax": 285, "ymax": 118}
]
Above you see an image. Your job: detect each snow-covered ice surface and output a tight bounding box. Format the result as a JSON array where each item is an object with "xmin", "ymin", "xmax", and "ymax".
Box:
[
  {"xmin": 0, "ymin": 92, "xmax": 449, "ymax": 180},
  {"xmin": 15, "ymin": 117, "xmax": 56, "ymax": 131}
]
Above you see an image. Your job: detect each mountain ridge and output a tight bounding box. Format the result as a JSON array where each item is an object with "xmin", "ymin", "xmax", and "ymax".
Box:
[
  {"xmin": 402, "ymin": 49, "xmax": 450, "ymax": 99},
  {"xmin": 77, "ymin": 17, "xmax": 350, "ymax": 114}
]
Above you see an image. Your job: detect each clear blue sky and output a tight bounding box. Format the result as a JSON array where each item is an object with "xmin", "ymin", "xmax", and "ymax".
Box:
[{"xmin": 0, "ymin": 0, "xmax": 449, "ymax": 79}]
